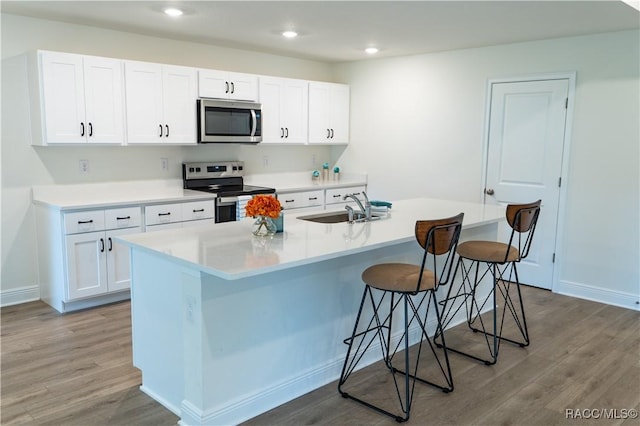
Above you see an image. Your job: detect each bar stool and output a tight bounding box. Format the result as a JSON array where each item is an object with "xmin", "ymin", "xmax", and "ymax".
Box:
[
  {"xmin": 338, "ymin": 213, "xmax": 464, "ymax": 423},
  {"xmin": 437, "ymin": 200, "xmax": 541, "ymax": 365}
]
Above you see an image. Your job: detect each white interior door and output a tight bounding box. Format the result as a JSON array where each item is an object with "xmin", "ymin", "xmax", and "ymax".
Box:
[{"xmin": 485, "ymin": 79, "xmax": 569, "ymax": 289}]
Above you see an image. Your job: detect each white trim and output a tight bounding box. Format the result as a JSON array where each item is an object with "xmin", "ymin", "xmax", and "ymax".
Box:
[
  {"xmin": 481, "ymin": 71, "xmax": 577, "ymax": 294},
  {"xmin": 140, "ymin": 385, "xmax": 181, "ymax": 417},
  {"xmin": 556, "ymin": 280, "xmax": 640, "ymax": 311},
  {"xmin": 0, "ymin": 285, "xmax": 40, "ymax": 307}
]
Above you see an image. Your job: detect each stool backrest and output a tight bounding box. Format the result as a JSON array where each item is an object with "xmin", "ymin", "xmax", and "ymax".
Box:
[
  {"xmin": 505, "ymin": 200, "xmax": 541, "ymax": 262},
  {"xmin": 414, "ymin": 212, "xmax": 464, "ymax": 292}
]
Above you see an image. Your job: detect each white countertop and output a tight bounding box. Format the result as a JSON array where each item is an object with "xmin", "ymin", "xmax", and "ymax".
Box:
[
  {"xmin": 32, "ymin": 179, "xmax": 215, "ymax": 210},
  {"xmin": 32, "ymin": 172, "xmax": 368, "ymax": 211},
  {"xmin": 244, "ymin": 172, "xmax": 367, "ymax": 193},
  {"xmin": 117, "ymin": 198, "xmax": 505, "ymax": 280}
]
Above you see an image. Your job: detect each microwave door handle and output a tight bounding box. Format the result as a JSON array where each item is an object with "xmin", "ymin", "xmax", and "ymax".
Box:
[{"xmin": 250, "ymin": 109, "xmax": 257, "ymax": 136}]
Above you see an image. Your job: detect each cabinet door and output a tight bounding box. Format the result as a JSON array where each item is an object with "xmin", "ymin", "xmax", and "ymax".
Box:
[
  {"xmin": 329, "ymin": 84, "xmax": 350, "ymax": 144},
  {"xmin": 308, "ymin": 82, "xmax": 331, "ymax": 144},
  {"xmin": 198, "ymin": 69, "xmax": 230, "ymax": 99},
  {"xmin": 282, "ymin": 79, "xmax": 308, "ymax": 144},
  {"xmin": 259, "ymin": 77, "xmax": 284, "ymax": 143},
  {"xmin": 228, "ymin": 72, "xmax": 258, "ymax": 101},
  {"xmin": 40, "ymin": 51, "xmax": 87, "ymax": 144},
  {"xmin": 308, "ymin": 82, "xmax": 349, "ymax": 144},
  {"xmin": 83, "ymin": 57, "xmax": 124, "ymax": 144},
  {"xmin": 163, "ymin": 65, "xmax": 197, "ymax": 144},
  {"xmin": 124, "ymin": 61, "xmax": 164, "ymax": 144},
  {"xmin": 106, "ymin": 227, "xmax": 140, "ymax": 292},
  {"xmin": 260, "ymin": 77, "xmax": 308, "ymax": 144},
  {"xmin": 65, "ymin": 231, "xmax": 108, "ymax": 300}
]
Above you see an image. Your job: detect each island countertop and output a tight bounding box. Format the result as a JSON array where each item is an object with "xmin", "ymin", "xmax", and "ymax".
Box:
[{"xmin": 117, "ymin": 198, "xmax": 505, "ymax": 280}]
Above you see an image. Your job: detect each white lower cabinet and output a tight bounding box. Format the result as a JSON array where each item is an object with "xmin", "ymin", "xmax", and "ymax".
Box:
[
  {"xmin": 64, "ymin": 207, "xmax": 142, "ymax": 301},
  {"xmin": 65, "ymin": 226, "xmax": 140, "ymax": 299}
]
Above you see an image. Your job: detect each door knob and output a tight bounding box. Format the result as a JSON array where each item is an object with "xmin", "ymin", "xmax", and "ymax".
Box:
[{"xmin": 485, "ymin": 188, "xmax": 495, "ymax": 195}]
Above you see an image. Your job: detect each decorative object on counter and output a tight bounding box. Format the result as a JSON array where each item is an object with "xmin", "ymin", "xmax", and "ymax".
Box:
[
  {"xmin": 322, "ymin": 162, "xmax": 330, "ymax": 180},
  {"xmin": 273, "ymin": 214, "xmax": 284, "ymax": 233},
  {"xmin": 245, "ymin": 195, "xmax": 281, "ymax": 237},
  {"xmin": 333, "ymin": 166, "xmax": 340, "ymax": 180},
  {"xmin": 312, "ymin": 170, "xmax": 320, "ymax": 181},
  {"xmin": 370, "ymin": 200, "xmax": 392, "ymax": 208},
  {"xmin": 252, "ymin": 216, "xmax": 277, "ymax": 237},
  {"xmin": 370, "ymin": 200, "xmax": 392, "ymax": 214}
]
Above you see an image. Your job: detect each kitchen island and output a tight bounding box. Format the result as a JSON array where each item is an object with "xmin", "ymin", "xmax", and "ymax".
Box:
[{"xmin": 117, "ymin": 198, "xmax": 505, "ymax": 425}]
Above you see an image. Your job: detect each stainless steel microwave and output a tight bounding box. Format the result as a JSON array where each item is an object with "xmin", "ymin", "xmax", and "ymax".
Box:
[{"xmin": 197, "ymin": 98, "xmax": 262, "ymax": 143}]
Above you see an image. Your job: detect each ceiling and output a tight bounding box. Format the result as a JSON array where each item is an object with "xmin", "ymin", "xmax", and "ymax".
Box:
[{"xmin": 2, "ymin": 1, "xmax": 639, "ymax": 63}]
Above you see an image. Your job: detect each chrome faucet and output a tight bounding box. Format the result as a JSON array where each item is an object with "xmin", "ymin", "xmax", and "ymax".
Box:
[{"xmin": 343, "ymin": 191, "xmax": 371, "ymax": 221}]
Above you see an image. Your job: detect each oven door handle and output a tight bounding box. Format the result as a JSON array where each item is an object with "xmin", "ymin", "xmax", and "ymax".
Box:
[{"xmin": 217, "ymin": 197, "xmax": 239, "ymax": 205}]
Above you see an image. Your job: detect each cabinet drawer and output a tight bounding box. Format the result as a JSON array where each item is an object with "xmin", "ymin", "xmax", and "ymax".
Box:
[
  {"xmin": 64, "ymin": 210, "xmax": 105, "ymax": 234},
  {"xmin": 278, "ymin": 190, "xmax": 324, "ymax": 210},
  {"xmin": 182, "ymin": 200, "xmax": 215, "ymax": 221},
  {"xmin": 326, "ymin": 186, "xmax": 366, "ymax": 205},
  {"xmin": 105, "ymin": 207, "xmax": 142, "ymax": 230},
  {"xmin": 145, "ymin": 203, "xmax": 183, "ymax": 225}
]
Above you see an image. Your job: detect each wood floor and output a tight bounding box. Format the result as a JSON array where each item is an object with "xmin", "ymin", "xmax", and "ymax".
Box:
[{"xmin": 2, "ymin": 286, "xmax": 638, "ymax": 425}]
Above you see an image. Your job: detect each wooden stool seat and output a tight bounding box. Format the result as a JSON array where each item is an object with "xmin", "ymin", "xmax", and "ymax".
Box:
[
  {"xmin": 362, "ymin": 263, "xmax": 436, "ymax": 292},
  {"xmin": 456, "ymin": 241, "xmax": 520, "ymax": 263}
]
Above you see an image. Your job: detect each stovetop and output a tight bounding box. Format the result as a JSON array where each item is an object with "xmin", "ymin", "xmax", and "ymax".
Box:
[
  {"xmin": 192, "ymin": 184, "xmax": 275, "ymax": 197},
  {"xmin": 183, "ymin": 161, "xmax": 275, "ymax": 197}
]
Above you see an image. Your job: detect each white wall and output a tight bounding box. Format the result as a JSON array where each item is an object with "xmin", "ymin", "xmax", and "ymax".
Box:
[
  {"xmin": 333, "ymin": 30, "xmax": 640, "ymax": 309},
  {"xmin": 1, "ymin": 14, "xmax": 335, "ymax": 297},
  {"xmin": 2, "ymin": 12, "xmax": 638, "ymax": 310}
]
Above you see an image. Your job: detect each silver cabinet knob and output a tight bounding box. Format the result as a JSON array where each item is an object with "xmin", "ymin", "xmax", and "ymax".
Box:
[{"xmin": 485, "ymin": 188, "xmax": 495, "ymax": 195}]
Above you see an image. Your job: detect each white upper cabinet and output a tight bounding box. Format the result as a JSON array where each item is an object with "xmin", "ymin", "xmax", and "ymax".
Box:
[
  {"xmin": 259, "ymin": 77, "xmax": 308, "ymax": 144},
  {"xmin": 162, "ymin": 66, "xmax": 198, "ymax": 144},
  {"xmin": 125, "ymin": 61, "xmax": 197, "ymax": 144},
  {"xmin": 33, "ymin": 51, "xmax": 125, "ymax": 145},
  {"xmin": 308, "ymin": 82, "xmax": 350, "ymax": 144},
  {"xmin": 199, "ymin": 70, "xmax": 258, "ymax": 101}
]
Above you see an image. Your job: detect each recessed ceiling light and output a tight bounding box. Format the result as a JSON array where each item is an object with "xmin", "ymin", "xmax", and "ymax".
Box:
[
  {"xmin": 365, "ymin": 47, "xmax": 379, "ymax": 55},
  {"xmin": 164, "ymin": 8, "xmax": 183, "ymax": 17},
  {"xmin": 282, "ymin": 31, "xmax": 298, "ymax": 38}
]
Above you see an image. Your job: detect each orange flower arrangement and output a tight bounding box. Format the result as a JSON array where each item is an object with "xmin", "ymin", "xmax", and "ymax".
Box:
[{"xmin": 245, "ymin": 195, "xmax": 282, "ymax": 219}]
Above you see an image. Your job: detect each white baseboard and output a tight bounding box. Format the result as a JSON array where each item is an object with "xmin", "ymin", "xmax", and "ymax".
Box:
[
  {"xmin": 0, "ymin": 285, "xmax": 40, "ymax": 307},
  {"xmin": 555, "ymin": 280, "xmax": 640, "ymax": 311}
]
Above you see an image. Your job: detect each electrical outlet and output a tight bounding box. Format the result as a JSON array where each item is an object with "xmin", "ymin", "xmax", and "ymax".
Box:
[
  {"xmin": 263, "ymin": 155, "xmax": 269, "ymax": 167},
  {"xmin": 79, "ymin": 159, "xmax": 89, "ymax": 174},
  {"xmin": 312, "ymin": 154, "xmax": 317, "ymax": 165},
  {"xmin": 161, "ymin": 158, "xmax": 169, "ymax": 172}
]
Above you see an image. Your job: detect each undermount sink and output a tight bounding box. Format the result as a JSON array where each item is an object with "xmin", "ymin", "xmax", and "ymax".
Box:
[{"xmin": 297, "ymin": 210, "xmax": 385, "ymax": 224}]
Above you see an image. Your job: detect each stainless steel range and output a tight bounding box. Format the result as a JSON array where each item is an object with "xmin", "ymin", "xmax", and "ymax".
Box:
[{"xmin": 182, "ymin": 161, "xmax": 275, "ymax": 223}]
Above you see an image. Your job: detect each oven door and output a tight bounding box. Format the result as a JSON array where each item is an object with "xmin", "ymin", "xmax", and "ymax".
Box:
[
  {"xmin": 215, "ymin": 196, "xmax": 238, "ymax": 223},
  {"xmin": 198, "ymin": 99, "xmax": 262, "ymax": 143}
]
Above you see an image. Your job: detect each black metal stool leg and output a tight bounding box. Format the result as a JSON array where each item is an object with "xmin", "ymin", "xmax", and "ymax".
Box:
[{"xmin": 339, "ymin": 288, "xmax": 454, "ymax": 422}]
